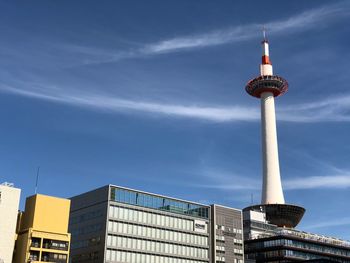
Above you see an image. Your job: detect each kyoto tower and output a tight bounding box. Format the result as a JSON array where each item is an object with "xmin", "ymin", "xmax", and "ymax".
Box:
[{"xmin": 243, "ymin": 33, "xmax": 305, "ymax": 228}]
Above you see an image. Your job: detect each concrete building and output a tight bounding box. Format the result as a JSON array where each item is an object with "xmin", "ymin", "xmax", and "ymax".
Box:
[
  {"xmin": 69, "ymin": 185, "xmax": 244, "ymax": 263},
  {"xmin": 0, "ymin": 182, "xmax": 21, "ymax": 263},
  {"xmin": 211, "ymin": 205, "xmax": 244, "ymax": 263},
  {"xmin": 13, "ymin": 194, "xmax": 71, "ymax": 263}
]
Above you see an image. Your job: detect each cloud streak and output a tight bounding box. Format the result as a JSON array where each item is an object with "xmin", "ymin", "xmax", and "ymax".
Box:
[
  {"xmin": 0, "ymin": 84, "xmax": 260, "ymax": 122},
  {"xmin": 278, "ymin": 96, "xmax": 350, "ymax": 122},
  {"xmin": 65, "ymin": 1, "xmax": 350, "ymax": 65},
  {"xmin": 193, "ymin": 164, "xmax": 350, "ymax": 192},
  {"xmin": 143, "ymin": 2, "xmax": 349, "ymax": 55},
  {"xmin": 197, "ymin": 170, "xmax": 260, "ymax": 191},
  {"xmin": 284, "ymin": 174, "xmax": 350, "ymax": 190},
  {"xmin": 198, "ymin": 173, "xmax": 350, "ymax": 192},
  {"xmin": 303, "ymin": 217, "xmax": 350, "ymax": 230},
  {"xmin": 2, "ymin": 83, "xmax": 350, "ymax": 123}
]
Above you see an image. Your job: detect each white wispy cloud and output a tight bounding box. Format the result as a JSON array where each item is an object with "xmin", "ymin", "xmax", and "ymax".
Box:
[
  {"xmin": 278, "ymin": 96, "xmax": 350, "ymax": 122},
  {"xmin": 303, "ymin": 217, "xmax": 350, "ymax": 230},
  {"xmin": 284, "ymin": 174, "xmax": 350, "ymax": 190},
  {"xmin": 6, "ymin": 79, "xmax": 350, "ymax": 124},
  {"xmin": 2, "ymin": 84, "xmax": 350, "ymax": 123},
  {"xmin": 197, "ymin": 172, "xmax": 350, "ymax": 192},
  {"xmin": 0, "ymin": 84, "xmax": 259, "ymax": 122},
  {"xmin": 143, "ymin": 2, "xmax": 349, "ymax": 55},
  {"xmin": 7, "ymin": 80, "xmax": 349, "ymax": 192},
  {"xmin": 198, "ymin": 171, "xmax": 260, "ymax": 191},
  {"xmin": 64, "ymin": 1, "xmax": 350, "ymax": 65},
  {"xmin": 191, "ymin": 162, "xmax": 350, "ymax": 192}
]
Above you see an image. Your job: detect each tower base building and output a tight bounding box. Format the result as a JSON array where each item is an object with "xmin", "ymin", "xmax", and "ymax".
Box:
[{"xmin": 243, "ymin": 208, "xmax": 350, "ymax": 262}]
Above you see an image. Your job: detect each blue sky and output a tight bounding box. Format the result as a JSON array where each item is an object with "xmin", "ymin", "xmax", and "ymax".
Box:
[{"xmin": 1, "ymin": 0, "xmax": 350, "ymax": 239}]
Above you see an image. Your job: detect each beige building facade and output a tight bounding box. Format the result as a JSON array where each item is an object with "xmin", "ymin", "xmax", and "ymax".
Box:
[{"xmin": 0, "ymin": 182, "xmax": 21, "ymax": 263}]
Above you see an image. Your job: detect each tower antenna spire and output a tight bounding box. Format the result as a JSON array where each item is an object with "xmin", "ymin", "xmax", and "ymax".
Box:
[{"xmin": 262, "ymin": 26, "xmax": 267, "ymax": 41}]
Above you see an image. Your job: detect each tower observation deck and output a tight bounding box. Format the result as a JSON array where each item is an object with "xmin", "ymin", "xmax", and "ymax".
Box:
[{"xmin": 243, "ymin": 34, "xmax": 305, "ymax": 228}]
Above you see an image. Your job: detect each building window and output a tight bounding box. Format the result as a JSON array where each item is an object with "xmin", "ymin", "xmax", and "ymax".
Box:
[
  {"xmin": 107, "ymin": 220, "xmax": 208, "ymax": 246},
  {"xmin": 110, "ymin": 187, "xmax": 209, "ymax": 219}
]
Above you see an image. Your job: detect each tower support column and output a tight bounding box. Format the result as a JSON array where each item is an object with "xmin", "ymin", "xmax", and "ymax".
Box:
[{"xmin": 261, "ymin": 91, "xmax": 285, "ymax": 204}]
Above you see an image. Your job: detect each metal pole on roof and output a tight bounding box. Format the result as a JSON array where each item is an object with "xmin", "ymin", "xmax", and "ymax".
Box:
[{"xmin": 34, "ymin": 166, "xmax": 40, "ymax": 194}]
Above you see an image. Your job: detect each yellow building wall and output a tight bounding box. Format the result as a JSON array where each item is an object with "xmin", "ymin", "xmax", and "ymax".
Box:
[
  {"xmin": 21, "ymin": 194, "xmax": 70, "ymax": 233},
  {"xmin": 13, "ymin": 231, "xmax": 29, "ymax": 263},
  {"xmin": 20, "ymin": 195, "xmax": 36, "ymax": 231},
  {"xmin": 14, "ymin": 194, "xmax": 71, "ymax": 263}
]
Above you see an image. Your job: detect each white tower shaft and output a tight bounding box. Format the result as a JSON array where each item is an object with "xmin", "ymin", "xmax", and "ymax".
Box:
[
  {"xmin": 259, "ymin": 39, "xmax": 285, "ymax": 204},
  {"xmin": 261, "ymin": 92, "xmax": 285, "ymax": 204}
]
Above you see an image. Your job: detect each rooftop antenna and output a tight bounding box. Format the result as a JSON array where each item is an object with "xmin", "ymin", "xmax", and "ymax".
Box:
[
  {"xmin": 251, "ymin": 193, "xmax": 254, "ymax": 205},
  {"xmin": 35, "ymin": 166, "xmax": 40, "ymax": 194}
]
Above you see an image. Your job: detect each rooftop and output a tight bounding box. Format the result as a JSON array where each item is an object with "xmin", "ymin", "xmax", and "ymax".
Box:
[{"xmin": 1, "ymin": 182, "xmax": 14, "ymax": 187}]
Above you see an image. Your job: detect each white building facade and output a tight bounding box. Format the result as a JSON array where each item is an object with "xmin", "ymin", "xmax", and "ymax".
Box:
[{"xmin": 0, "ymin": 182, "xmax": 21, "ymax": 263}]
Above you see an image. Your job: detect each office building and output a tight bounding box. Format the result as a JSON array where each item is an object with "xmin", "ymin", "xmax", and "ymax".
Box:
[
  {"xmin": 211, "ymin": 205, "xmax": 244, "ymax": 263},
  {"xmin": 13, "ymin": 194, "xmax": 71, "ymax": 263},
  {"xmin": 69, "ymin": 185, "xmax": 210, "ymax": 263},
  {"xmin": 69, "ymin": 185, "xmax": 244, "ymax": 263},
  {"xmin": 0, "ymin": 182, "xmax": 21, "ymax": 263}
]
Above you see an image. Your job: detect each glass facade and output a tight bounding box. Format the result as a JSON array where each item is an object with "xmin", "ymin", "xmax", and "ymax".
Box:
[
  {"xmin": 109, "ymin": 206, "xmax": 195, "ymax": 231},
  {"xmin": 108, "ymin": 221, "xmax": 208, "ymax": 246},
  {"xmin": 105, "ymin": 250, "xmax": 208, "ymax": 263},
  {"xmin": 107, "ymin": 205, "xmax": 209, "ymax": 262},
  {"xmin": 262, "ymin": 239, "xmax": 350, "ymax": 257},
  {"xmin": 245, "ymin": 237, "xmax": 350, "ymax": 262},
  {"xmin": 110, "ymin": 187, "xmax": 209, "ymax": 219},
  {"xmin": 247, "ymin": 249, "xmax": 350, "ymax": 262},
  {"xmin": 107, "ymin": 235, "xmax": 208, "ymax": 259}
]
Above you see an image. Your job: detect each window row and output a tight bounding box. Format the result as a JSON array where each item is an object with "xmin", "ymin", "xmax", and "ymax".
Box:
[
  {"xmin": 216, "ymin": 235, "xmax": 225, "ymax": 241},
  {"xmin": 233, "ymin": 248, "xmax": 243, "ymax": 255},
  {"xmin": 71, "ymin": 236, "xmax": 101, "ymax": 250},
  {"xmin": 30, "ymin": 237, "xmax": 69, "ymax": 251},
  {"xmin": 234, "ymin": 239, "xmax": 243, "ymax": 245},
  {"xmin": 106, "ymin": 249, "xmax": 208, "ymax": 263},
  {"xmin": 283, "ymin": 250, "xmax": 348, "ymax": 262},
  {"xmin": 215, "ymin": 255, "xmax": 225, "ymax": 262},
  {"xmin": 70, "ymin": 223, "xmax": 102, "ymax": 236},
  {"xmin": 108, "ymin": 221, "xmax": 208, "ymax": 246},
  {"xmin": 215, "ymin": 225, "xmax": 242, "ymax": 234},
  {"xmin": 262, "ymin": 239, "xmax": 350, "ymax": 257},
  {"xmin": 216, "ymin": 245, "xmax": 225, "ymax": 251},
  {"xmin": 70, "ymin": 209, "xmax": 103, "ymax": 225},
  {"xmin": 71, "ymin": 251, "xmax": 99, "ymax": 263},
  {"xmin": 110, "ymin": 188, "xmax": 209, "ymax": 219},
  {"xmin": 107, "ymin": 235, "xmax": 208, "ymax": 259},
  {"xmin": 109, "ymin": 206, "xmax": 196, "ymax": 232}
]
